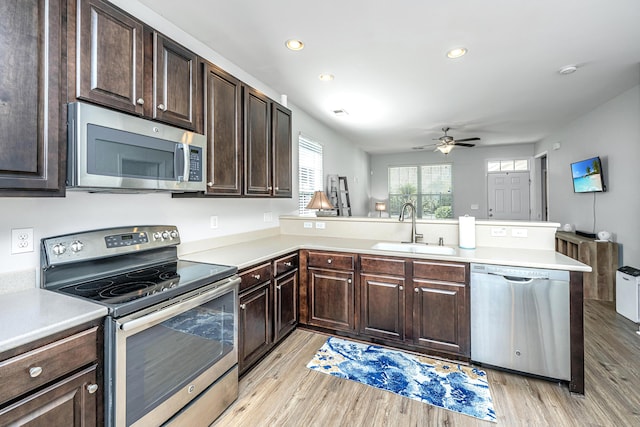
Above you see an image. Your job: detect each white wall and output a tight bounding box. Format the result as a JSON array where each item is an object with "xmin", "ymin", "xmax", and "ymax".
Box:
[
  {"xmin": 535, "ymin": 84, "xmax": 640, "ymax": 268},
  {"xmin": 370, "ymin": 144, "xmax": 535, "ymax": 219},
  {"xmin": 0, "ymin": 1, "xmax": 369, "ymax": 288}
]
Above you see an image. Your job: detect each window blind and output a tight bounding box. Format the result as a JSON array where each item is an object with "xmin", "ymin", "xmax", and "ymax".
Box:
[{"xmin": 298, "ymin": 136, "xmax": 323, "ymax": 214}]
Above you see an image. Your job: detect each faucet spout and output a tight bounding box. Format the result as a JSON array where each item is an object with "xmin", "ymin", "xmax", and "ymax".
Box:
[{"xmin": 399, "ymin": 202, "xmax": 423, "ymax": 243}]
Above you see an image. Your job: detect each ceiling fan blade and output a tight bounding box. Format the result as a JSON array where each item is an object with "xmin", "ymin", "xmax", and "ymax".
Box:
[
  {"xmin": 453, "ymin": 142, "xmax": 476, "ymax": 147},
  {"xmin": 454, "ymin": 137, "xmax": 481, "ymax": 142}
]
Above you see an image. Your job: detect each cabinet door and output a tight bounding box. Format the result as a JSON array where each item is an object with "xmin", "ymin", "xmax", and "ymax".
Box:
[
  {"xmin": 308, "ymin": 268, "xmax": 355, "ymax": 332},
  {"xmin": 238, "ymin": 282, "xmax": 272, "ymax": 374},
  {"xmin": 271, "ymin": 103, "xmax": 292, "ymax": 197},
  {"xmin": 152, "ymin": 33, "xmax": 198, "ymax": 130},
  {"xmin": 0, "ymin": 0, "xmax": 64, "ymax": 194},
  {"xmin": 0, "ymin": 365, "xmax": 98, "ymax": 426},
  {"xmin": 204, "ymin": 63, "xmax": 242, "ymax": 195},
  {"xmin": 360, "ymin": 274, "xmax": 405, "ymax": 341},
  {"xmin": 412, "ymin": 279, "xmax": 470, "ymax": 356},
  {"xmin": 243, "ymin": 86, "xmax": 271, "ymax": 196},
  {"xmin": 76, "ymin": 0, "xmax": 144, "ymax": 114},
  {"xmin": 274, "ymin": 270, "xmax": 298, "ymax": 342}
]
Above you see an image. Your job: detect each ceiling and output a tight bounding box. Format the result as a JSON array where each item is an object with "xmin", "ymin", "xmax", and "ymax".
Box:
[{"xmin": 138, "ymin": 0, "xmax": 640, "ymax": 154}]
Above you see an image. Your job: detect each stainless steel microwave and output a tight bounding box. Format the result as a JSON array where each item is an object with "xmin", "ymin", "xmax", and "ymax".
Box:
[{"xmin": 67, "ymin": 102, "xmax": 206, "ymax": 192}]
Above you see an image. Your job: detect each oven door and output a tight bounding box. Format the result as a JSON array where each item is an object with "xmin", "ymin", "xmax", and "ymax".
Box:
[{"xmin": 108, "ymin": 277, "xmax": 239, "ymax": 427}]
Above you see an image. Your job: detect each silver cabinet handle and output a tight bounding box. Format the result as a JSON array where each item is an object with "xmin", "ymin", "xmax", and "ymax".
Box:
[
  {"xmin": 414, "ymin": 288, "xmax": 419, "ymax": 293},
  {"xmin": 276, "ymin": 285, "xmax": 281, "ymax": 290},
  {"xmin": 275, "ymin": 187, "xmax": 279, "ymax": 191},
  {"xmin": 252, "ymin": 274, "xmax": 261, "ymax": 280},
  {"xmin": 347, "ymin": 279, "xmax": 352, "ymax": 284},
  {"xmin": 136, "ymin": 98, "xmax": 144, "ymax": 105},
  {"xmin": 240, "ymin": 304, "xmax": 246, "ymax": 310},
  {"xmin": 207, "ymin": 182, "xmax": 213, "ymax": 187},
  {"xmin": 399, "ymin": 286, "xmax": 404, "ymax": 291},
  {"xmin": 327, "ymin": 259, "xmax": 332, "ymax": 264},
  {"xmin": 87, "ymin": 384, "xmax": 99, "ymax": 394},
  {"xmin": 29, "ymin": 367, "xmax": 43, "ymax": 378},
  {"xmin": 157, "ymin": 103, "xmax": 167, "ymax": 111},
  {"xmin": 284, "ymin": 262, "xmax": 292, "ymax": 267},
  {"xmin": 268, "ymin": 186, "xmax": 273, "ymax": 191}
]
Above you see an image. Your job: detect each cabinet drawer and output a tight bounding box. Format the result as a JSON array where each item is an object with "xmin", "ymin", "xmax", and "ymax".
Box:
[
  {"xmin": 274, "ymin": 253, "xmax": 298, "ymax": 276},
  {"xmin": 360, "ymin": 256, "xmax": 406, "ymax": 276},
  {"xmin": 239, "ymin": 263, "xmax": 272, "ymax": 292},
  {"xmin": 413, "ymin": 261, "xmax": 468, "ymax": 283},
  {"xmin": 308, "ymin": 252, "xmax": 354, "ymax": 270},
  {"xmin": 0, "ymin": 327, "xmax": 98, "ymax": 405}
]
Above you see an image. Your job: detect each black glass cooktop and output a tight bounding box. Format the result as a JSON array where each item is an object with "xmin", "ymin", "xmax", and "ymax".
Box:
[{"xmin": 53, "ymin": 260, "xmax": 237, "ymax": 317}]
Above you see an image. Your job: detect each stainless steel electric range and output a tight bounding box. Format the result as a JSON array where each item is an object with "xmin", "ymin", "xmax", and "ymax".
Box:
[{"xmin": 41, "ymin": 225, "xmax": 240, "ymax": 427}]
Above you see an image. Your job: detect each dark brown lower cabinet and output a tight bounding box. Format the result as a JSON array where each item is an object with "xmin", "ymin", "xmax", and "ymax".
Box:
[
  {"xmin": 238, "ymin": 281, "xmax": 271, "ymax": 374},
  {"xmin": 308, "ymin": 268, "xmax": 355, "ymax": 332},
  {"xmin": 360, "ymin": 273, "xmax": 405, "ymax": 341},
  {"xmin": 0, "ymin": 365, "xmax": 97, "ymax": 427},
  {"xmin": 412, "ymin": 279, "xmax": 469, "ymax": 356},
  {"xmin": 274, "ymin": 270, "xmax": 298, "ymax": 342}
]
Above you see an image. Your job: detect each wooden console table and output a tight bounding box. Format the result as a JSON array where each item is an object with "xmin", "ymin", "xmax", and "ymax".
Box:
[{"xmin": 555, "ymin": 231, "xmax": 618, "ymax": 301}]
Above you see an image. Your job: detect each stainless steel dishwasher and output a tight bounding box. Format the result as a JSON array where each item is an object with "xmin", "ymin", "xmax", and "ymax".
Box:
[{"xmin": 470, "ymin": 263, "xmax": 570, "ymax": 381}]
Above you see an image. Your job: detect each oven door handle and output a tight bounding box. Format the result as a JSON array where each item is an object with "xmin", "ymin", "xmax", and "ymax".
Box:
[{"xmin": 119, "ymin": 277, "xmax": 240, "ymax": 333}]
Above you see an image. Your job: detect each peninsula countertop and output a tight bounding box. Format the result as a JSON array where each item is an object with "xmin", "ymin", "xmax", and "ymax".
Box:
[{"xmin": 181, "ymin": 234, "xmax": 591, "ymax": 272}]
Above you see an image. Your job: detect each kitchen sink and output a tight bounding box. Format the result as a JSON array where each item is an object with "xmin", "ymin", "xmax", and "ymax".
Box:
[{"xmin": 371, "ymin": 242, "xmax": 456, "ymax": 255}]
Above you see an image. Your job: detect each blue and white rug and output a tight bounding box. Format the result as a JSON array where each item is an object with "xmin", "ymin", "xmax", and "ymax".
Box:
[{"xmin": 307, "ymin": 337, "xmax": 496, "ymax": 422}]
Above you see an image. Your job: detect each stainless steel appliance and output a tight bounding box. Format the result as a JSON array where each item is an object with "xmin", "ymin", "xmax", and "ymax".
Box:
[
  {"xmin": 67, "ymin": 102, "xmax": 206, "ymax": 192},
  {"xmin": 470, "ymin": 263, "xmax": 570, "ymax": 381},
  {"xmin": 41, "ymin": 226, "xmax": 239, "ymax": 426}
]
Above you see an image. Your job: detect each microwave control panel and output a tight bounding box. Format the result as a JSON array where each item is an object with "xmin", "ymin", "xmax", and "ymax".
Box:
[{"xmin": 189, "ymin": 147, "xmax": 203, "ymax": 182}]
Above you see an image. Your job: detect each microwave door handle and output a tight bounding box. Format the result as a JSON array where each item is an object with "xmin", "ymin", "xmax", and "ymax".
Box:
[{"xmin": 176, "ymin": 143, "xmax": 190, "ymax": 182}]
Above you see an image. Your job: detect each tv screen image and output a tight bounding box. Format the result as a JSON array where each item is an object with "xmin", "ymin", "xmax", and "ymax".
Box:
[{"xmin": 570, "ymin": 157, "xmax": 605, "ymax": 193}]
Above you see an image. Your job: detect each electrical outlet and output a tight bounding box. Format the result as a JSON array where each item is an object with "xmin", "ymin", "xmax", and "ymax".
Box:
[
  {"xmin": 315, "ymin": 222, "xmax": 326, "ymax": 229},
  {"xmin": 512, "ymin": 228, "xmax": 528, "ymax": 238},
  {"xmin": 303, "ymin": 222, "xmax": 313, "ymax": 229},
  {"xmin": 11, "ymin": 228, "xmax": 34, "ymax": 254},
  {"xmin": 491, "ymin": 227, "xmax": 507, "ymax": 237},
  {"xmin": 210, "ymin": 216, "xmax": 218, "ymax": 229}
]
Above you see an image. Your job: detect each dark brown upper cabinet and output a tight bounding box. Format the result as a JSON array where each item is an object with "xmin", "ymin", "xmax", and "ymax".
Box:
[
  {"xmin": 244, "ymin": 87, "xmax": 272, "ymax": 196},
  {"xmin": 72, "ymin": 0, "xmax": 200, "ymax": 132},
  {"xmin": 272, "ymin": 102, "xmax": 293, "ymax": 198},
  {"xmin": 204, "ymin": 62, "xmax": 242, "ymax": 195},
  {"xmin": 0, "ymin": 0, "xmax": 66, "ymax": 195}
]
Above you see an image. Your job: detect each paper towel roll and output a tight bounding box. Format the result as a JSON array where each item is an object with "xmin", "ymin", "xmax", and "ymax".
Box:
[{"xmin": 459, "ymin": 215, "xmax": 476, "ymax": 249}]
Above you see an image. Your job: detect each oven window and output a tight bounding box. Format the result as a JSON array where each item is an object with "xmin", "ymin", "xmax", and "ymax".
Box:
[
  {"xmin": 125, "ymin": 290, "xmax": 235, "ymax": 426},
  {"xmin": 87, "ymin": 124, "xmax": 177, "ymax": 180}
]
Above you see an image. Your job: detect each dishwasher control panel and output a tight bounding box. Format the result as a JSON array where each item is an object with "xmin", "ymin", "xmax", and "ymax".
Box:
[{"xmin": 471, "ymin": 263, "xmax": 569, "ymax": 281}]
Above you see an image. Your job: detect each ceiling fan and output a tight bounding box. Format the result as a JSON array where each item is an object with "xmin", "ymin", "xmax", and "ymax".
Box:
[{"xmin": 414, "ymin": 127, "xmax": 480, "ymax": 154}]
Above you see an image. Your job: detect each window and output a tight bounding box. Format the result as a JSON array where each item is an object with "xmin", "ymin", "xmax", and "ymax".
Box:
[
  {"xmin": 487, "ymin": 159, "xmax": 529, "ymax": 172},
  {"xmin": 298, "ymin": 136, "xmax": 323, "ymax": 215},
  {"xmin": 388, "ymin": 164, "xmax": 453, "ymax": 219}
]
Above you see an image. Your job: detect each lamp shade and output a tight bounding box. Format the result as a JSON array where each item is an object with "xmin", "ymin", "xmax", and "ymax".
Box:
[
  {"xmin": 375, "ymin": 202, "xmax": 386, "ymax": 211},
  {"xmin": 437, "ymin": 144, "xmax": 454, "ymax": 154},
  {"xmin": 306, "ymin": 191, "xmax": 334, "ymax": 211}
]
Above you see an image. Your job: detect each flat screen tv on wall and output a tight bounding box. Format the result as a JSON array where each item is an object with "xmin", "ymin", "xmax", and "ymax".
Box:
[{"xmin": 570, "ymin": 156, "xmax": 606, "ymax": 193}]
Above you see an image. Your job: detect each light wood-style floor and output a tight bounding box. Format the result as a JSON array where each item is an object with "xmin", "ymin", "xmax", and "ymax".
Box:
[{"xmin": 213, "ymin": 301, "xmax": 640, "ymax": 426}]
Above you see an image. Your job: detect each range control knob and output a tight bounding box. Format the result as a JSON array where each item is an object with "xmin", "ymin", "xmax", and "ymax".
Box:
[
  {"xmin": 161, "ymin": 231, "xmax": 170, "ymax": 240},
  {"xmin": 153, "ymin": 232, "xmax": 162, "ymax": 241},
  {"xmin": 170, "ymin": 230, "xmax": 179, "ymax": 239},
  {"xmin": 70, "ymin": 240, "xmax": 84, "ymax": 253},
  {"xmin": 52, "ymin": 243, "xmax": 66, "ymax": 255}
]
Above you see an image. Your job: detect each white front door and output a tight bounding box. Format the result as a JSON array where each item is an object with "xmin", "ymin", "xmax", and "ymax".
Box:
[{"xmin": 487, "ymin": 172, "xmax": 530, "ymax": 220}]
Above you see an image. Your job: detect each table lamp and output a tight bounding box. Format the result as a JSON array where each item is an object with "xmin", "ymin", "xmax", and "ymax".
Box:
[
  {"xmin": 306, "ymin": 191, "xmax": 334, "ymax": 216},
  {"xmin": 375, "ymin": 202, "xmax": 386, "ymax": 217}
]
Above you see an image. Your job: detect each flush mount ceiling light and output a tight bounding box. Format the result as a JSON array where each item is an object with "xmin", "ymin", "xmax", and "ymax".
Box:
[
  {"xmin": 319, "ymin": 73, "xmax": 334, "ymax": 81},
  {"xmin": 446, "ymin": 47, "xmax": 467, "ymax": 59},
  {"xmin": 285, "ymin": 39, "xmax": 304, "ymax": 51},
  {"xmin": 333, "ymin": 109, "xmax": 349, "ymax": 117},
  {"xmin": 558, "ymin": 65, "xmax": 578, "ymax": 75}
]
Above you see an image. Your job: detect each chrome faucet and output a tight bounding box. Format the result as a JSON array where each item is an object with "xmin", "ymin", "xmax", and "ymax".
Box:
[{"xmin": 399, "ymin": 202, "xmax": 423, "ymax": 243}]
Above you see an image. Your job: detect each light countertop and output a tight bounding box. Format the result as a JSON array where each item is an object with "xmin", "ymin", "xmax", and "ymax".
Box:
[
  {"xmin": 182, "ymin": 235, "xmax": 591, "ymax": 272},
  {"xmin": 0, "ymin": 288, "xmax": 108, "ymax": 354}
]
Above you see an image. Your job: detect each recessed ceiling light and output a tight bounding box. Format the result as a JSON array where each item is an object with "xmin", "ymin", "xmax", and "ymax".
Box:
[
  {"xmin": 319, "ymin": 73, "xmax": 334, "ymax": 81},
  {"xmin": 333, "ymin": 109, "xmax": 349, "ymax": 117},
  {"xmin": 558, "ymin": 65, "xmax": 578, "ymax": 75},
  {"xmin": 285, "ymin": 39, "xmax": 304, "ymax": 51},
  {"xmin": 446, "ymin": 47, "xmax": 467, "ymax": 59}
]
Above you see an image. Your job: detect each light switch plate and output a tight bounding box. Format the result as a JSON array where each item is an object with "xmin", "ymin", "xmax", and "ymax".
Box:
[
  {"xmin": 512, "ymin": 228, "xmax": 528, "ymax": 238},
  {"xmin": 315, "ymin": 222, "xmax": 326, "ymax": 229},
  {"xmin": 303, "ymin": 222, "xmax": 313, "ymax": 229}
]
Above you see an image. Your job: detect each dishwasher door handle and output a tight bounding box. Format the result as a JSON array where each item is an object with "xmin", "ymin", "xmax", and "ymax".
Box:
[{"xmin": 487, "ymin": 272, "xmax": 536, "ymax": 284}]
